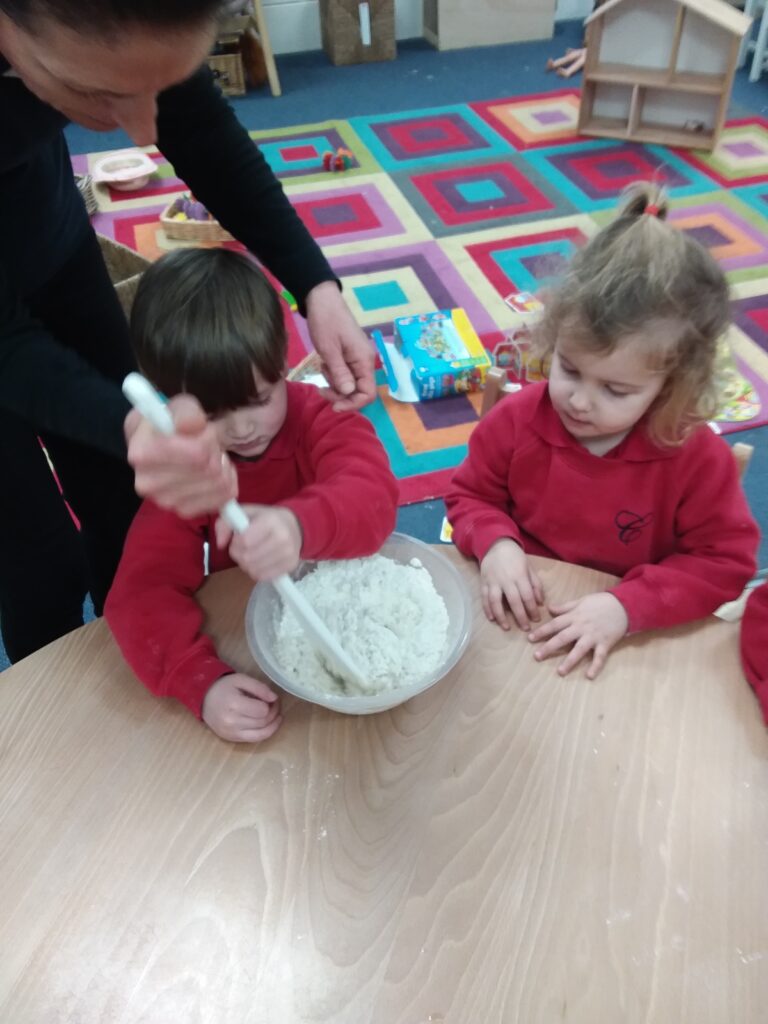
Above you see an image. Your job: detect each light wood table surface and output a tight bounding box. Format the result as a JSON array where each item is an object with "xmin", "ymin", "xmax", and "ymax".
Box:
[{"xmin": 1, "ymin": 550, "xmax": 766, "ymax": 1024}]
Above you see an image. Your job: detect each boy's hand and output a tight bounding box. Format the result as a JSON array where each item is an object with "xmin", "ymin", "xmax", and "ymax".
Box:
[
  {"xmin": 480, "ymin": 538, "xmax": 544, "ymax": 632},
  {"xmin": 215, "ymin": 505, "xmax": 302, "ymax": 581},
  {"xmin": 202, "ymin": 673, "xmax": 282, "ymax": 743},
  {"xmin": 528, "ymin": 592, "xmax": 629, "ymax": 680},
  {"xmin": 126, "ymin": 394, "xmax": 237, "ymax": 517}
]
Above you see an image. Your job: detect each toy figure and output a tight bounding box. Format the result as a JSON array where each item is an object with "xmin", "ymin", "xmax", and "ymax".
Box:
[
  {"xmin": 546, "ymin": 47, "xmax": 586, "ymax": 78},
  {"xmin": 454, "ymin": 368, "xmax": 483, "ymax": 394},
  {"xmin": 545, "ymin": 0, "xmax": 605, "ymax": 79},
  {"xmin": 322, "ymin": 147, "xmax": 354, "ymax": 172},
  {"xmin": 166, "ymin": 193, "xmax": 215, "ymax": 222}
]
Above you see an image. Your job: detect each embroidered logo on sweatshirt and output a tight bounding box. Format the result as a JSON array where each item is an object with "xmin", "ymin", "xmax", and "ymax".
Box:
[{"xmin": 615, "ymin": 510, "xmax": 653, "ymax": 545}]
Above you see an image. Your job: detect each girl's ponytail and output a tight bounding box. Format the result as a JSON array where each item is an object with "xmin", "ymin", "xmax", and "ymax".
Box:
[
  {"xmin": 531, "ymin": 178, "xmax": 731, "ymax": 445},
  {"xmin": 618, "ymin": 181, "xmax": 669, "ymax": 222}
]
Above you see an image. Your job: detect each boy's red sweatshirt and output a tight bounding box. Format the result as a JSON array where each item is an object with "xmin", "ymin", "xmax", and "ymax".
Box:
[
  {"xmin": 446, "ymin": 382, "xmax": 758, "ymax": 633},
  {"xmin": 741, "ymin": 583, "xmax": 768, "ymax": 723},
  {"xmin": 105, "ymin": 382, "xmax": 398, "ymax": 716}
]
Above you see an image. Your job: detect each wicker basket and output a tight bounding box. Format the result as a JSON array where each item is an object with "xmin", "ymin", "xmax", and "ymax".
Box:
[
  {"xmin": 96, "ymin": 233, "xmax": 151, "ymax": 318},
  {"xmin": 319, "ymin": 0, "xmax": 396, "ymax": 66},
  {"xmin": 160, "ymin": 200, "xmax": 234, "ymax": 243},
  {"xmin": 207, "ymin": 50, "xmax": 246, "ymax": 96}
]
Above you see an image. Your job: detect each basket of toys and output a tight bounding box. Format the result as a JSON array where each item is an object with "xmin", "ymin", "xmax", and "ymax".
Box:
[
  {"xmin": 96, "ymin": 233, "xmax": 151, "ymax": 318},
  {"xmin": 160, "ymin": 193, "xmax": 234, "ymax": 243},
  {"xmin": 206, "ymin": 50, "xmax": 246, "ymax": 96}
]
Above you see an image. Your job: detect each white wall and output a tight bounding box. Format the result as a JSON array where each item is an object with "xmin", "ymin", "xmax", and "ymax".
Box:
[
  {"xmin": 555, "ymin": 0, "xmax": 593, "ymax": 19},
  {"xmin": 600, "ymin": 0, "xmax": 675, "ymax": 69},
  {"xmin": 264, "ymin": 0, "xmax": 422, "ymax": 55},
  {"xmin": 264, "ymin": 0, "xmax": 592, "ymax": 56}
]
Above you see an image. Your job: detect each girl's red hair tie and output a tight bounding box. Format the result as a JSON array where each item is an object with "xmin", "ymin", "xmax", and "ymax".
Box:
[{"xmin": 645, "ymin": 203, "xmax": 661, "ymax": 216}]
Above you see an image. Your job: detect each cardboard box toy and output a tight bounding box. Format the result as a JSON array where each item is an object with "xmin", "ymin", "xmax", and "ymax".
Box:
[{"xmin": 391, "ymin": 309, "xmax": 492, "ymax": 401}]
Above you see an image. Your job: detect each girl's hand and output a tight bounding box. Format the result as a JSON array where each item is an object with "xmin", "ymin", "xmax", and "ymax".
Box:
[
  {"xmin": 202, "ymin": 673, "xmax": 282, "ymax": 743},
  {"xmin": 480, "ymin": 539, "xmax": 545, "ymax": 632},
  {"xmin": 125, "ymin": 394, "xmax": 237, "ymax": 517},
  {"xmin": 215, "ymin": 505, "xmax": 302, "ymax": 582},
  {"xmin": 528, "ymin": 592, "xmax": 629, "ymax": 680}
]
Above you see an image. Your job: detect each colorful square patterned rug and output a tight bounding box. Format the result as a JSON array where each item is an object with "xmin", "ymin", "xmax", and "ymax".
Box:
[{"xmin": 75, "ymin": 89, "xmax": 768, "ymax": 505}]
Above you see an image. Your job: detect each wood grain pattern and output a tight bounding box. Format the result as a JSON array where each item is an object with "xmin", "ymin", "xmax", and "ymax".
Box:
[{"xmin": 1, "ymin": 551, "xmax": 766, "ymax": 1023}]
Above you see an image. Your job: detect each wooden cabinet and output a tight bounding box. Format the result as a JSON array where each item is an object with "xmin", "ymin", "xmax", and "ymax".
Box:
[
  {"xmin": 206, "ymin": 4, "xmax": 281, "ymax": 98},
  {"xmin": 424, "ymin": 0, "xmax": 556, "ymax": 50}
]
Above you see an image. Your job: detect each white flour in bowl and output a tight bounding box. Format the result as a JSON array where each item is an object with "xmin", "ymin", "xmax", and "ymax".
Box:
[{"xmin": 273, "ymin": 554, "xmax": 449, "ymax": 695}]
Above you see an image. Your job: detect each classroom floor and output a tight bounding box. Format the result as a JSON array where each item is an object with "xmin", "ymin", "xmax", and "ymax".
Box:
[{"xmin": 1, "ymin": 22, "xmax": 764, "ymax": 671}]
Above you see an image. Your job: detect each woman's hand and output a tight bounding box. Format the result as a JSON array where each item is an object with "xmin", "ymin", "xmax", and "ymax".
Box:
[
  {"xmin": 480, "ymin": 538, "xmax": 545, "ymax": 632},
  {"xmin": 528, "ymin": 592, "xmax": 629, "ymax": 680},
  {"xmin": 125, "ymin": 394, "xmax": 237, "ymax": 517},
  {"xmin": 305, "ymin": 281, "xmax": 376, "ymax": 411}
]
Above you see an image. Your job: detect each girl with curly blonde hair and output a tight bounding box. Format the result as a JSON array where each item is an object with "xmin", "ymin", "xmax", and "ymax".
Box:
[{"xmin": 447, "ymin": 183, "xmax": 759, "ymax": 679}]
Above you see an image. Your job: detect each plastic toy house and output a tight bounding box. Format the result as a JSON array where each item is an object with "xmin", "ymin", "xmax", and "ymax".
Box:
[{"xmin": 578, "ymin": 0, "xmax": 752, "ymax": 150}]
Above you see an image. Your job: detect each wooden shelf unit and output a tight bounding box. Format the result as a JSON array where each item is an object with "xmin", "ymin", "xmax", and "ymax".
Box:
[
  {"xmin": 579, "ymin": 112, "xmax": 631, "ymax": 139},
  {"xmin": 586, "ymin": 62, "xmax": 726, "ymax": 94},
  {"xmin": 631, "ymin": 119, "xmax": 715, "ymax": 147},
  {"xmin": 577, "ymin": 0, "xmax": 743, "ymax": 152},
  {"xmin": 206, "ymin": 5, "xmax": 281, "ymax": 98},
  {"xmin": 580, "ymin": 80, "xmax": 716, "ymax": 149}
]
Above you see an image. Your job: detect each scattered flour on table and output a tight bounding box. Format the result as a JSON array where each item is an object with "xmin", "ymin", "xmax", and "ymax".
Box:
[{"xmin": 273, "ymin": 554, "xmax": 449, "ymax": 695}]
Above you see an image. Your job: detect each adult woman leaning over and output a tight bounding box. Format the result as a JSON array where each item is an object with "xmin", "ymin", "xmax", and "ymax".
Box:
[{"xmin": 0, "ymin": 0, "xmax": 375, "ymax": 661}]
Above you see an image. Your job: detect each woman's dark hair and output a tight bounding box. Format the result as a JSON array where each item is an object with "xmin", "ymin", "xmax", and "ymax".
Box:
[
  {"xmin": 0, "ymin": 0, "xmax": 221, "ymax": 32},
  {"xmin": 131, "ymin": 247, "xmax": 288, "ymax": 416}
]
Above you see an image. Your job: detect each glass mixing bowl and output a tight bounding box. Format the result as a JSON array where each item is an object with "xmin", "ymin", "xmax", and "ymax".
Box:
[{"xmin": 245, "ymin": 532, "xmax": 473, "ymax": 714}]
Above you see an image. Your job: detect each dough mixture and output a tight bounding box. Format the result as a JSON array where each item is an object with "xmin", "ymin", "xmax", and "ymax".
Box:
[{"xmin": 273, "ymin": 554, "xmax": 449, "ymax": 696}]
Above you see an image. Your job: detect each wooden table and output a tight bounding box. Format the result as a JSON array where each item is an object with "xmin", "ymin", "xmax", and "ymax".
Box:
[{"xmin": 1, "ymin": 551, "xmax": 766, "ymax": 1023}]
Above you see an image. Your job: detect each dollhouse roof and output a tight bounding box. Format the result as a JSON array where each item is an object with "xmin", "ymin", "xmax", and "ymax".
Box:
[{"xmin": 585, "ymin": 0, "xmax": 751, "ymax": 37}]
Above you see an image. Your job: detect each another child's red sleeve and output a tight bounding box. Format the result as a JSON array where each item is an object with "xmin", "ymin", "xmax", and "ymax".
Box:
[
  {"xmin": 279, "ymin": 403, "xmax": 398, "ymax": 560},
  {"xmin": 445, "ymin": 401, "xmax": 522, "ymax": 562},
  {"xmin": 741, "ymin": 582, "xmax": 768, "ymax": 724},
  {"xmin": 104, "ymin": 501, "xmax": 232, "ymax": 718}
]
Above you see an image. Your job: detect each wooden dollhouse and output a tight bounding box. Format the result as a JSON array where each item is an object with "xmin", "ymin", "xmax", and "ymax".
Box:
[{"xmin": 578, "ymin": 0, "xmax": 752, "ymax": 150}]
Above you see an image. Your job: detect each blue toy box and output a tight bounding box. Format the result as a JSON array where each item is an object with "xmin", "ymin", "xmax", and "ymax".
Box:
[{"xmin": 388, "ymin": 309, "xmax": 492, "ymax": 401}]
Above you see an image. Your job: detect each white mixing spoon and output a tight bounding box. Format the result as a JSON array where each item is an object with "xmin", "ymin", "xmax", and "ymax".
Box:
[{"xmin": 122, "ymin": 372, "xmax": 367, "ymax": 690}]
